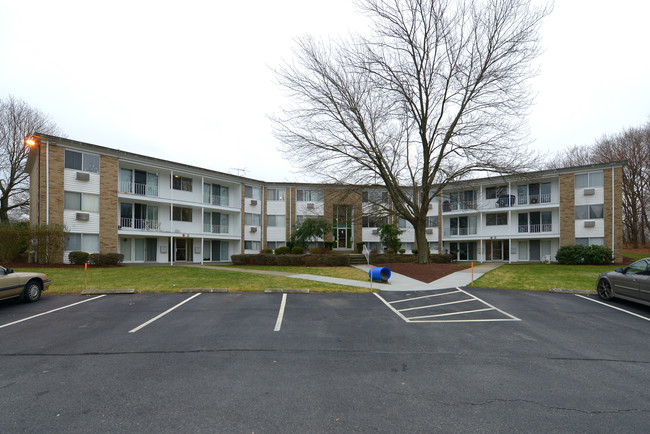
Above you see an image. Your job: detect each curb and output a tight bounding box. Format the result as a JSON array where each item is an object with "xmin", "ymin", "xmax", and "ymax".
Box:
[
  {"xmin": 264, "ymin": 288, "xmax": 310, "ymax": 294},
  {"xmin": 81, "ymin": 289, "xmax": 136, "ymax": 295},
  {"xmin": 180, "ymin": 288, "xmax": 228, "ymax": 293},
  {"xmin": 548, "ymin": 288, "xmax": 597, "ymax": 295}
]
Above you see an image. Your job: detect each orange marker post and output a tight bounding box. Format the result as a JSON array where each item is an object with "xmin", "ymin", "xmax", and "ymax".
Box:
[
  {"xmin": 471, "ymin": 262, "xmax": 474, "ymax": 284},
  {"xmin": 85, "ymin": 262, "xmax": 87, "ymax": 292}
]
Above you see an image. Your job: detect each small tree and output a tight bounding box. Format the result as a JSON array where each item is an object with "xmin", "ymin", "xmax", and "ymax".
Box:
[
  {"xmin": 290, "ymin": 218, "xmax": 332, "ymax": 248},
  {"xmin": 378, "ymin": 222, "xmax": 404, "ymax": 253}
]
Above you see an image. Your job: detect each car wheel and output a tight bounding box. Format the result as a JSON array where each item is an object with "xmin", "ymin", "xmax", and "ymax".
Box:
[
  {"xmin": 21, "ymin": 280, "xmax": 41, "ymax": 303},
  {"xmin": 597, "ymin": 279, "xmax": 614, "ymax": 301}
]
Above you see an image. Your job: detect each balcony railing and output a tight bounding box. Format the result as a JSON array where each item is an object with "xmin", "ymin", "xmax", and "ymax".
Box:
[
  {"xmin": 519, "ymin": 194, "xmax": 551, "ymax": 205},
  {"xmin": 120, "ymin": 218, "xmax": 161, "ymax": 231},
  {"xmin": 205, "ymin": 195, "xmax": 229, "ymax": 207},
  {"xmin": 518, "ymin": 224, "xmax": 552, "ymax": 233},
  {"xmin": 442, "ymin": 201, "xmax": 477, "ymax": 212},
  {"xmin": 203, "ymin": 223, "xmax": 229, "ymax": 234},
  {"xmin": 120, "ymin": 181, "xmax": 158, "ymax": 197},
  {"xmin": 444, "ymin": 227, "xmax": 477, "ymax": 237}
]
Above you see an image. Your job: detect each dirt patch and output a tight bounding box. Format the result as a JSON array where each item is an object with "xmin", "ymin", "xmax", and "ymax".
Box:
[{"xmin": 374, "ymin": 262, "xmax": 470, "ymax": 283}]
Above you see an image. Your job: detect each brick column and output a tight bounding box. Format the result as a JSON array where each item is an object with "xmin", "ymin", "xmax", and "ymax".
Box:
[
  {"xmin": 99, "ymin": 154, "xmax": 118, "ymax": 253},
  {"xmin": 559, "ymin": 173, "xmax": 575, "ymax": 247}
]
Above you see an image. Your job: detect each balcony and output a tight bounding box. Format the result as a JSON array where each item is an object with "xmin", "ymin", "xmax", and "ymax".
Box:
[
  {"xmin": 120, "ymin": 181, "xmax": 158, "ymax": 197},
  {"xmin": 518, "ymin": 224, "xmax": 553, "ymax": 233},
  {"xmin": 444, "ymin": 227, "xmax": 477, "ymax": 237},
  {"xmin": 518, "ymin": 194, "xmax": 551, "ymax": 205},
  {"xmin": 442, "ymin": 201, "xmax": 477, "ymax": 212},
  {"xmin": 120, "ymin": 218, "xmax": 161, "ymax": 231},
  {"xmin": 205, "ymin": 195, "xmax": 229, "ymax": 207},
  {"xmin": 203, "ymin": 223, "xmax": 229, "ymax": 234}
]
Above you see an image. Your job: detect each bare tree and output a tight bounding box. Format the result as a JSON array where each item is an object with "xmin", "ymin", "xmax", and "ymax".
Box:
[
  {"xmin": 0, "ymin": 95, "xmax": 62, "ymax": 222},
  {"xmin": 274, "ymin": 0, "xmax": 550, "ymax": 263}
]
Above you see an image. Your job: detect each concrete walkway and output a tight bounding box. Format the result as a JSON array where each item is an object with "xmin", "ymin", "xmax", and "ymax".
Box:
[{"xmin": 189, "ymin": 262, "xmax": 503, "ymax": 292}]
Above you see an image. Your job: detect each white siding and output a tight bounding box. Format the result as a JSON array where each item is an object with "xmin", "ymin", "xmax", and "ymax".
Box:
[
  {"xmin": 64, "ymin": 169, "xmax": 100, "ymax": 194},
  {"xmin": 64, "ymin": 210, "xmax": 100, "ymax": 233}
]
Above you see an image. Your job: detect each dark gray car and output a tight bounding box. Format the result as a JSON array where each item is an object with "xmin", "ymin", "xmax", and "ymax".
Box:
[{"xmin": 596, "ymin": 258, "xmax": 650, "ymax": 307}]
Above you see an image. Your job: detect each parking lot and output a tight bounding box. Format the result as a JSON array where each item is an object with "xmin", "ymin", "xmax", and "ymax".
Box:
[{"xmin": 1, "ymin": 287, "xmax": 649, "ymax": 432}]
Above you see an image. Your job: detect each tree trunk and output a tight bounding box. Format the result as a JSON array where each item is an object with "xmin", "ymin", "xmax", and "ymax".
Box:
[{"xmin": 414, "ymin": 222, "xmax": 429, "ymax": 264}]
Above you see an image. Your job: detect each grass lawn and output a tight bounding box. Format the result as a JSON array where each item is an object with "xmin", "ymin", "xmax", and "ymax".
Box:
[
  {"xmin": 15, "ymin": 266, "xmax": 371, "ymax": 294},
  {"xmin": 470, "ymin": 263, "xmax": 617, "ymax": 291},
  {"xmin": 221, "ymin": 265, "xmax": 369, "ymax": 281}
]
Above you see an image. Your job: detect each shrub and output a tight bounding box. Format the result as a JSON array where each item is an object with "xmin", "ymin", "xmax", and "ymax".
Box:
[
  {"xmin": 319, "ymin": 255, "xmax": 350, "ymax": 266},
  {"xmin": 399, "ymin": 249, "xmax": 405, "ymax": 254},
  {"xmin": 356, "ymin": 242, "xmax": 365, "ymax": 253},
  {"xmin": 324, "ymin": 242, "xmax": 334, "ymax": 250},
  {"xmin": 555, "ymin": 245, "xmax": 586, "ymax": 265},
  {"xmin": 68, "ymin": 251, "xmax": 89, "ymax": 265},
  {"xmin": 231, "ymin": 254, "xmax": 248, "ymax": 265},
  {"xmin": 274, "ymin": 246, "xmax": 291, "ymax": 255},
  {"xmin": 411, "ymin": 249, "xmax": 418, "ymax": 255},
  {"xmin": 291, "ymin": 246, "xmax": 304, "ymax": 254},
  {"xmin": 261, "ymin": 249, "xmax": 273, "ymax": 254},
  {"xmin": 309, "ymin": 247, "xmax": 330, "ymax": 254},
  {"xmin": 88, "ymin": 253, "xmax": 105, "ymax": 266},
  {"xmin": 378, "ymin": 222, "xmax": 404, "ymax": 253},
  {"xmin": 584, "ymin": 245, "xmax": 613, "ymax": 265},
  {"xmin": 429, "ymin": 253, "xmax": 453, "ymax": 263},
  {"xmin": 104, "ymin": 253, "xmax": 125, "ymax": 265}
]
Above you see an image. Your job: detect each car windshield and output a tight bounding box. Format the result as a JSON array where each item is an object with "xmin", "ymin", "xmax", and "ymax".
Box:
[{"xmin": 626, "ymin": 259, "xmax": 649, "ymax": 275}]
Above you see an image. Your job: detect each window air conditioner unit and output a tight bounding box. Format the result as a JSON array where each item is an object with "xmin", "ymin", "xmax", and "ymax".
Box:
[
  {"xmin": 250, "ymin": 199, "xmax": 257, "ymax": 206},
  {"xmin": 250, "ymin": 226, "xmax": 258, "ymax": 233},
  {"xmin": 584, "ymin": 188, "xmax": 595, "ymax": 196},
  {"xmin": 372, "ymin": 229, "xmax": 378, "ymax": 235},
  {"xmin": 76, "ymin": 172, "xmax": 90, "ymax": 181},
  {"xmin": 76, "ymin": 212, "xmax": 90, "ymax": 221},
  {"xmin": 426, "ymin": 228, "xmax": 433, "ymax": 234},
  {"xmin": 307, "ymin": 202, "xmax": 315, "ymax": 209},
  {"xmin": 584, "ymin": 220, "xmax": 596, "ymax": 228}
]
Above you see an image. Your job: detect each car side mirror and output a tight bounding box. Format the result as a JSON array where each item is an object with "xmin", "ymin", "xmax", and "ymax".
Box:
[
  {"xmin": 6, "ymin": 268, "xmax": 14, "ymax": 274},
  {"xmin": 614, "ymin": 267, "xmax": 624, "ymax": 273}
]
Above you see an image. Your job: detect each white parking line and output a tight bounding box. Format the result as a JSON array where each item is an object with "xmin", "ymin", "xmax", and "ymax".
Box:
[
  {"xmin": 575, "ymin": 295, "xmax": 650, "ymax": 322},
  {"xmin": 274, "ymin": 293, "xmax": 287, "ymax": 331},
  {"xmin": 376, "ymin": 287, "xmax": 521, "ymax": 323},
  {"xmin": 129, "ymin": 293, "xmax": 201, "ymax": 333},
  {"xmin": 0, "ymin": 295, "xmax": 106, "ymax": 329}
]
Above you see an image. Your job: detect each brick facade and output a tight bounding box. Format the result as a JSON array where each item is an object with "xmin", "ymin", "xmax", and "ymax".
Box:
[
  {"xmin": 99, "ymin": 154, "xmax": 118, "ymax": 253},
  {"xmin": 323, "ymin": 189, "xmax": 363, "ymax": 246},
  {"xmin": 559, "ymin": 173, "xmax": 575, "ymax": 247}
]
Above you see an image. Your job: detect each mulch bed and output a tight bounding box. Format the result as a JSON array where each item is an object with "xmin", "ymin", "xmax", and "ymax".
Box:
[{"xmin": 374, "ymin": 262, "xmax": 471, "ymax": 283}]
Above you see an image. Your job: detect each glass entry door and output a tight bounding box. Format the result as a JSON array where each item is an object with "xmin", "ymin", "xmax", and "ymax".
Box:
[{"xmin": 332, "ymin": 205, "xmax": 353, "ymax": 249}]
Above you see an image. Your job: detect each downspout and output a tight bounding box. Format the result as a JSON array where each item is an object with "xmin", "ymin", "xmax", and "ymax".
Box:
[
  {"xmin": 611, "ymin": 167, "xmax": 615, "ymax": 259},
  {"xmin": 46, "ymin": 140, "xmax": 49, "ymax": 225}
]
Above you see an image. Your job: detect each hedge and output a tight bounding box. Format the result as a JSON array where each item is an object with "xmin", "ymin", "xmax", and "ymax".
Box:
[
  {"xmin": 231, "ymin": 254, "xmax": 350, "ymax": 266},
  {"xmin": 0, "ymin": 222, "xmax": 65, "ymax": 264},
  {"xmin": 88, "ymin": 253, "xmax": 125, "ymax": 266},
  {"xmin": 555, "ymin": 244, "xmax": 612, "ymax": 265}
]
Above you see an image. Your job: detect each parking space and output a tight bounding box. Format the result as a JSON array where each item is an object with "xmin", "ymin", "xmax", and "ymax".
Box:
[{"xmin": 1, "ymin": 290, "xmax": 649, "ymax": 432}]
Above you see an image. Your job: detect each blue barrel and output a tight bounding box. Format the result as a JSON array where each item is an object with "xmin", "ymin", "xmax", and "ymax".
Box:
[{"xmin": 369, "ymin": 267, "xmax": 391, "ymax": 282}]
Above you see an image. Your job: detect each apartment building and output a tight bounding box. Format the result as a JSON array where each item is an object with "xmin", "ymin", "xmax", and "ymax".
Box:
[{"xmin": 26, "ymin": 134, "xmax": 624, "ymax": 264}]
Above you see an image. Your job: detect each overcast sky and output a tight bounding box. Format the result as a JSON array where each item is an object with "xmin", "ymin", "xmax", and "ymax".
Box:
[{"xmin": 1, "ymin": 0, "xmax": 648, "ymax": 182}]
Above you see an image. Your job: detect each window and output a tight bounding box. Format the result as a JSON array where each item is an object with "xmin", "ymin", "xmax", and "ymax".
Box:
[
  {"xmin": 64, "ymin": 192, "xmax": 99, "ymax": 212},
  {"xmin": 172, "ymin": 207, "xmax": 193, "ymax": 222},
  {"xmin": 296, "ymin": 215, "xmax": 323, "ymax": 225},
  {"xmin": 244, "ymin": 241, "xmax": 261, "ymax": 251},
  {"xmin": 172, "ymin": 175, "xmax": 192, "ymax": 192},
  {"xmin": 486, "ymin": 213, "xmax": 507, "ymax": 226},
  {"xmin": 65, "ymin": 150, "xmax": 100, "ymax": 173},
  {"xmin": 398, "ymin": 219, "xmax": 413, "ymax": 229},
  {"xmin": 245, "ymin": 185, "xmax": 261, "ymax": 200},
  {"xmin": 575, "ymin": 171, "xmax": 604, "ymax": 189},
  {"xmin": 267, "ymin": 241, "xmax": 285, "ymax": 250},
  {"xmin": 267, "ymin": 215, "xmax": 285, "ymax": 227},
  {"xmin": 575, "ymin": 204, "xmax": 604, "ymax": 219},
  {"xmin": 267, "ymin": 188, "xmax": 285, "ymax": 201},
  {"xmin": 65, "ymin": 233, "xmax": 99, "ymax": 252},
  {"xmin": 297, "ymin": 189, "xmax": 323, "ymax": 202},
  {"xmin": 244, "ymin": 213, "xmax": 261, "ymax": 226},
  {"xmin": 362, "ymin": 190, "xmax": 388, "ymax": 203},
  {"xmin": 362, "ymin": 215, "xmax": 387, "ymax": 228},
  {"xmin": 486, "ymin": 186, "xmax": 506, "ymax": 200},
  {"xmin": 204, "ymin": 183, "xmax": 229, "ymax": 205},
  {"xmin": 576, "ymin": 237, "xmax": 604, "ymax": 247},
  {"xmin": 426, "ymin": 216, "xmax": 439, "ymax": 227}
]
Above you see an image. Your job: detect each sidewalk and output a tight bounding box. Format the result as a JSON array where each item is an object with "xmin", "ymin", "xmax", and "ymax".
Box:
[{"xmin": 289, "ymin": 262, "xmax": 503, "ymax": 292}]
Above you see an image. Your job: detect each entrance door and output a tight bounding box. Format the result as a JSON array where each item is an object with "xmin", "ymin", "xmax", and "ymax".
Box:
[
  {"xmin": 175, "ymin": 238, "xmax": 187, "ymax": 262},
  {"xmin": 146, "ymin": 238, "xmax": 157, "ymax": 262},
  {"xmin": 333, "ymin": 205, "xmax": 353, "ymax": 249},
  {"xmin": 529, "ymin": 240, "xmax": 541, "ymax": 261}
]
